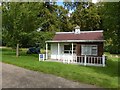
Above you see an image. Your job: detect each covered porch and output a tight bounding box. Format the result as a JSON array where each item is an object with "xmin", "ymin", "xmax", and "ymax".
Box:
[{"xmin": 45, "ymin": 40, "xmax": 106, "ymax": 67}]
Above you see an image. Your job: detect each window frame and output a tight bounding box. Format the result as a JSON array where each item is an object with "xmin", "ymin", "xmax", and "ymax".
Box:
[
  {"xmin": 81, "ymin": 45, "xmax": 98, "ymax": 56},
  {"xmin": 64, "ymin": 45, "xmax": 76, "ymax": 54}
]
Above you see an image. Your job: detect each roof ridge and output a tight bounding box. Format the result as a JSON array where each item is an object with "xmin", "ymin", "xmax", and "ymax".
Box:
[
  {"xmin": 56, "ymin": 30, "xmax": 103, "ymax": 34},
  {"xmin": 81, "ymin": 30, "xmax": 103, "ymax": 33}
]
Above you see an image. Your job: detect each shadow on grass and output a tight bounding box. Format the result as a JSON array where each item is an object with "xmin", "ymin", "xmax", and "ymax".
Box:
[
  {"xmin": 89, "ymin": 58, "xmax": 118, "ymax": 77},
  {"xmin": 2, "ymin": 50, "xmax": 39, "ymax": 59},
  {"xmin": 20, "ymin": 52, "xmax": 39, "ymax": 58},
  {"xmin": 2, "ymin": 48, "xmax": 39, "ymax": 59},
  {"xmin": 2, "ymin": 48, "xmax": 119, "ymax": 81}
]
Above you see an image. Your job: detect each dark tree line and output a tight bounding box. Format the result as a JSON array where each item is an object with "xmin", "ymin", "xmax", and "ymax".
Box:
[
  {"xmin": 2, "ymin": 1, "xmax": 120, "ymax": 56},
  {"xmin": 64, "ymin": 1, "xmax": 120, "ymax": 54}
]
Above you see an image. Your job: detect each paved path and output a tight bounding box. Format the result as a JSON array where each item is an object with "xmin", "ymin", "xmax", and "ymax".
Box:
[{"xmin": 2, "ymin": 62, "xmax": 99, "ymax": 88}]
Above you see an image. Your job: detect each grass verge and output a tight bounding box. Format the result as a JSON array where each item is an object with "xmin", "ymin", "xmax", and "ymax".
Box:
[{"xmin": 1, "ymin": 47, "xmax": 119, "ymax": 88}]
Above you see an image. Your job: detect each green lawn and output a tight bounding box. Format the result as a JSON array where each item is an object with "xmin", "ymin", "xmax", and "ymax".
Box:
[{"xmin": 1, "ymin": 47, "xmax": 119, "ymax": 88}]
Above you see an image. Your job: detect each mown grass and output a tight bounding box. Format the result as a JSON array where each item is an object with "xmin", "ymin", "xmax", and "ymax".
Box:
[{"xmin": 1, "ymin": 47, "xmax": 119, "ymax": 88}]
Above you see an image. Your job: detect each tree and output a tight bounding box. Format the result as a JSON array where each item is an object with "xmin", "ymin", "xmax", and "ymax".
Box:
[
  {"xmin": 37, "ymin": 2, "xmax": 72, "ymax": 32},
  {"xmin": 55, "ymin": 5, "xmax": 73, "ymax": 32},
  {"xmin": 64, "ymin": 1, "xmax": 101, "ymax": 30},
  {"xmin": 2, "ymin": 2, "xmax": 44, "ymax": 56},
  {"xmin": 98, "ymin": 2, "xmax": 120, "ymax": 54},
  {"xmin": 64, "ymin": 1, "xmax": 120, "ymax": 54},
  {"xmin": 26, "ymin": 31, "xmax": 54, "ymax": 49},
  {"xmin": 2, "ymin": 2, "xmax": 71, "ymax": 56}
]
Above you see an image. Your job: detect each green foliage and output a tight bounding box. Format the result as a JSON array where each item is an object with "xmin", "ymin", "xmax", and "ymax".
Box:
[
  {"xmin": 64, "ymin": 2, "xmax": 120, "ymax": 53},
  {"xmin": 71, "ymin": 3, "xmax": 101, "ymax": 30},
  {"xmin": 64, "ymin": 2, "xmax": 101, "ymax": 30},
  {"xmin": 99, "ymin": 2, "xmax": 120, "ymax": 54},
  {"xmin": 2, "ymin": 2, "xmax": 71, "ymax": 48},
  {"xmin": 27, "ymin": 31, "xmax": 54, "ymax": 49},
  {"xmin": 2, "ymin": 2, "xmax": 119, "ymax": 54},
  {"xmin": 2, "ymin": 2, "xmax": 43, "ymax": 47},
  {"xmin": 1, "ymin": 48, "xmax": 119, "ymax": 88}
]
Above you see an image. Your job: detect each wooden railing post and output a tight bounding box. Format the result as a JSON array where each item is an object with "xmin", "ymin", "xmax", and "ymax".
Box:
[
  {"xmin": 46, "ymin": 43, "xmax": 48, "ymax": 60},
  {"xmin": 102, "ymin": 55, "xmax": 105, "ymax": 67},
  {"xmin": 67, "ymin": 55, "xmax": 70, "ymax": 64},
  {"xmin": 57, "ymin": 43, "xmax": 60, "ymax": 60},
  {"xmin": 43, "ymin": 54, "xmax": 45, "ymax": 61},
  {"xmin": 76, "ymin": 55, "xmax": 77, "ymax": 63},
  {"xmin": 16, "ymin": 44, "xmax": 19, "ymax": 57},
  {"xmin": 72, "ymin": 43, "xmax": 74, "ymax": 63},
  {"xmin": 63, "ymin": 55, "xmax": 65, "ymax": 63},
  {"xmin": 84, "ymin": 55, "xmax": 86, "ymax": 66},
  {"xmin": 39, "ymin": 54, "xmax": 40, "ymax": 61}
]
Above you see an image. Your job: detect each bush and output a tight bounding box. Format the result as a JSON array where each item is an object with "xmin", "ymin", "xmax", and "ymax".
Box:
[{"xmin": 104, "ymin": 45, "xmax": 120, "ymax": 54}]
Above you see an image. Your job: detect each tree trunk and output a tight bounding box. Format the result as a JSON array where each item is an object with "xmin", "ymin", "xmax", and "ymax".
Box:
[{"xmin": 16, "ymin": 44, "xmax": 19, "ymax": 57}]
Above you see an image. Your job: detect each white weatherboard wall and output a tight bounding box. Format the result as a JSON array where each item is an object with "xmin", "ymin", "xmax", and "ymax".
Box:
[
  {"xmin": 51, "ymin": 43, "xmax": 63, "ymax": 59},
  {"xmin": 51, "ymin": 43, "xmax": 76, "ymax": 60},
  {"xmin": 51, "ymin": 43, "xmax": 58, "ymax": 59}
]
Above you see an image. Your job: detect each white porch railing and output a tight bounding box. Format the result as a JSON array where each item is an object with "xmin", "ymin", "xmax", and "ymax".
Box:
[
  {"xmin": 42, "ymin": 54, "xmax": 106, "ymax": 67},
  {"xmin": 62, "ymin": 55, "xmax": 105, "ymax": 67}
]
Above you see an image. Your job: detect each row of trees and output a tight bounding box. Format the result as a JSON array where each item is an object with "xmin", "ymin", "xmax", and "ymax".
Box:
[
  {"xmin": 99, "ymin": 2, "xmax": 120, "ymax": 54},
  {"xmin": 63, "ymin": 2, "xmax": 120, "ymax": 54},
  {"xmin": 2, "ymin": 2, "xmax": 71, "ymax": 47},
  {"xmin": 2, "ymin": 1, "xmax": 120, "ymax": 56}
]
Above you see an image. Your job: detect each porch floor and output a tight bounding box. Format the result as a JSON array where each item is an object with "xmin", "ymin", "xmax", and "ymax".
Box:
[
  {"xmin": 45, "ymin": 59, "xmax": 63, "ymax": 63},
  {"xmin": 44, "ymin": 59, "xmax": 104, "ymax": 67}
]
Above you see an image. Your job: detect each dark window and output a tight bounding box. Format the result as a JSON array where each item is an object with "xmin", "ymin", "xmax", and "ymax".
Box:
[{"xmin": 64, "ymin": 45, "xmax": 76, "ymax": 54}]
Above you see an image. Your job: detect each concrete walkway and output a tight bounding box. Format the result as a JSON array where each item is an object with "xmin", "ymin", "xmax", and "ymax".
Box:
[{"xmin": 2, "ymin": 62, "xmax": 99, "ymax": 88}]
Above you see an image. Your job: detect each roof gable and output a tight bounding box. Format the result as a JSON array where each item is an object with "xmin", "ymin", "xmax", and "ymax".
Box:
[{"xmin": 53, "ymin": 30, "xmax": 104, "ymax": 41}]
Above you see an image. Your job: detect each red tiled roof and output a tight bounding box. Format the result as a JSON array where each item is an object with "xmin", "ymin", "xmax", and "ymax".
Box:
[{"xmin": 53, "ymin": 31, "xmax": 103, "ymax": 41}]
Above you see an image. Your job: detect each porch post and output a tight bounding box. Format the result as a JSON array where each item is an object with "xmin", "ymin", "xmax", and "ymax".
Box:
[
  {"xmin": 102, "ymin": 55, "xmax": 105, "ymax": 67},
  {"xmin": 58, "ymin": 43, "xmax": 60, "ymax": 60},
  {"xmin": 46, "ymin": 43, "xmax": 48, "ymax": 60},
  {"xmin": 84, "ymin": 55, "xmax": 87, "ymax": 66},
  {"xmin": 72, "ymin": 43, "xmax": 74, "ymax": 62}
]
